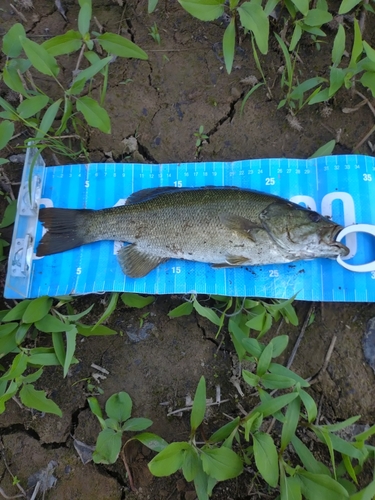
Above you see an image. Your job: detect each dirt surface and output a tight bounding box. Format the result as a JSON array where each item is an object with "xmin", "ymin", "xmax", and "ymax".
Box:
[{"xmin": 1, "ymin": 0, "xmax": 375, "ymax": 498}]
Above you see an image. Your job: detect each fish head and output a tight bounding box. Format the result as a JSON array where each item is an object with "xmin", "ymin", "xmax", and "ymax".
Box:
[{"xmin": 259, "ymin": 201, "xmax": 350, "ymax": 260}]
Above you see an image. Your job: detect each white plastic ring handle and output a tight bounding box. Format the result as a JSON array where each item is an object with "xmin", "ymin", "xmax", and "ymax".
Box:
[{"xmin": 336, "ymin": 224, "xmax": 375, "ymax": 272}]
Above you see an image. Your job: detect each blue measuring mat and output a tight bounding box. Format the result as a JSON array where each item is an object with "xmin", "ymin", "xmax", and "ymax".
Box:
[{"xmin": 5, "ymin": 150, "xmax": 375, "ymax": 301}]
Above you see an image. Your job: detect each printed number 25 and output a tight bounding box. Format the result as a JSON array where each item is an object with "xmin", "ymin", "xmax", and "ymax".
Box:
[{"xmin": 266, "ymin": 178, "xmax": 275, "ymax": 185}]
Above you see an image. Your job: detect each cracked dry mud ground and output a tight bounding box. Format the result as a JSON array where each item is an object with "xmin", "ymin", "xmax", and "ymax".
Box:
[{"xmin": 1, "ymin": 0, "xmax": 375, "ymax": 499}]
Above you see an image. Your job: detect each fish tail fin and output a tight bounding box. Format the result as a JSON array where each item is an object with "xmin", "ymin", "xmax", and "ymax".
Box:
[{"xmin": 37, "ymin": 208, "xmax": 94, "ymax": 256}]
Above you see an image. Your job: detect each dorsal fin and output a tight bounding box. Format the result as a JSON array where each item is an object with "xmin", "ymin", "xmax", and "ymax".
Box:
[{"xmin": 125, "ymin": 187, "xmax": 180, "ymax": 205}]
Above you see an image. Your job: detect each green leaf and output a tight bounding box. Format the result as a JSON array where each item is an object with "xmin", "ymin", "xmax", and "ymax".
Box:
[
  {"xmin": 360, "ymin": 71, "xmax": 375, "ymax": 97},
  {"xmin": 281, "ymin": 396, "xmax": 301, "ymax": 451},
  {"xmin": 256, "ymin": 341, "xmax": 273, "ymax": 376},
  {"xmin": 228, "ymin": 318, "xmax": 247, "ymax": 360},
  {"xmin": 329, "ymin": 67, "xmax": 346, "ymax": 97},
  {"xmin": 209, "ymin": 417, "xmax": 240, "ymax": 443},
  {"xmin": 0, "ymin": 323, "xmax": 18, "ymax": 338},
  {"xmin": 67, "ymin": 56, "xmax": 113, "ymax": 95},
  {"xmin": 105, "ymin": 391, "xmax": 132, "ymax": 423},
  {"xmin": 332, "ymin": 25, "xmax": 346, "ymax": 66},
  {"xmin": 0, "ymin": 352, "xmax": 27, "ymax": 381},
  {"xmin": 290, "ymin": 77, "xmax": 327, "ymax": 100},
  {"xmin": 63, "ymin": 327, "xmax": 77, "ymax": 377},
  {"xmin": 261, "ymin": 373, "xmax": 296, "ymax": 390},
  {"xmin": 97, "ymin": 33, "xmax": 148, "ymax": 60},
  {"xmin": 22, "ymin": 367, "xmax": 43, "ymax": 384},
  {"xmin": 35, "ymin": 98, "xmax": 62, "ymax": 139},
  {"xmin": 290, "ymin": 23, "xmax": 303, "ymax": 52},
  {"xmin": 20, "ymin": 38, "xmax": 60, "ymax": 77},
  {"xmin": 191, "ymin": 376, "xmax": 206, "ymax": 432},
  {"xmin": 363, "ymin": 41, "xmax": 375, "ymax": 63},
  {"xmin": 350, "ymin": 478, "xmax": 375, "ymax": 500},
  {"xmin": 309, "ymin": 139, "xmax": 336, "ymax": 159},
  {"xmin": 298, "ymin": 389, "xmax": 317, "ymax": 422},
  {"xmin": 0, "ymin": 200, "xmax": 17, "ymax": 228},
  {"xmin": 0, "ymin": 96, "xmax": 17, "ymax": 115},
  {"xmin": 168, "ymin": 301, "xmax": 194, "ymax": 318},
  {"xmin": 93, "ymin": 428, "xmax": 122, "ymax": 464},
  {"xmin": 134, "ymin": 432, "xmax": 168, "ymax": 452},
  {"xmin": 148, "ymin": 0, "xmax": 159, "ymax": 13},
  {"xmin": 19, "ymin": 384, "xmax": 62, "ymax": 416},
  {"xmin": 178, "ymin": 0, "xmax": 225, "ymax": 21},
  {"xmin": 76, "ymin": 96, "xmax": 111, "ymax": 134},
  {"xmin": 223, "ymin": 17, "xmax": 236, "ymax": 74},
  {"xmin": 201, "ymin": 446, "xmax": 243, "ymax": 480},
  {"xmin": 0, "ymin": 121, "xmax": 15, "ymax": 151},
  {"xmin": 0, "ymin": 381, "xmax": 18, "ymax": 414},
  {"xmin": 252, "ymin": 392, "xmax": 299, "ymax": 418},
  {"xmin": 2, "ymin": 65, "xmax": 29, "ymax": 97},
  {"xmin": 339, "ymin": 0, "xmax": 362, "ymax": 14},
  {"xmin": 270, "ymin": 335, "xmax": 289, "ymax": 357},
  {"xmin": 291, "ymin": 435, "xmax": 330, "ymax": 474},
  {"xmin": 303, "ymin": 8, "xmax": 332, "ymax": 26},
  {"xmin": 355, "ymin": 424, "xmax": 375, "ymax": 442},
  {"xmin": 246, "ymin": 311, "xmax": 266, "ymax": 331},
  {"xmin": 323, "ymin": 415, "xmax": 361, "ymax": 433},
  {"xmin": 242, "ymin": 337, "xmax": 263, "ymax": 358},
  {"xmin": 92, "ymin": 293, "xmax": 119, "ymax": 330},
  {"xmin": 2, "ymin": 23, "xmax": 26, "ymax": 57},
  {"xmin": 349, "ymin": 19, "xmax": 363, "ymax": 69},
  {"xmin": 22, "ymin": 296, "xmax": 52, "ymax": 324},
  {"xmin": 242, "ymin": 369, "xmax": 260, "ymax": 387},
  {"xmin": 35, "ymin": 314, "xmax": 68, "ymax": 333},
  {"xmin": 42, "ymin": 30, "xmax": 82, "ymax": 56},
  {"xmin": 17, "ymin": 95, "xmax": 49, "ymax": 119},
  {"xmin": 76, "ymin": 323, "xmax": 117, "ymax": 336},
  {"xmin": 193, "ymin": 299, "xmax": 221, "ymax": 326},
  {"xmin": 182, "ymin": 445, "xmax": 200, "ymax": 482},
  {"xmin": 122, "ymin": 417, "xmax": 153, "ymax": 432},
  {"xmin": 290, "ymin": 0, "xmax": 309, "ymax": 15},
  {"xmin": 238, "ymin": 1, "xmax": 269, "ymax": 54},
  {"xmin": 253, "ymin": 432, "xmax": 279, "ymax": 487},
  {"xmin": 78, "ymin": 0, "xmax": 92, "ymax": 36},
  {"xmin": 27, "ymin": 352, "xmax": 67, "ymax": 366},
  {"xmin": 121, "ymin": 293, "xmax": 155, "ymax": 309},
  {"xmin": 297, "ymin": 469, "xmax": 349, "ymax": 499},
  {"xmin": 268, "ymin": 364, "xmax": 309, "ymax": 387},
  {"xmin": 52, "ymin": 331, "xmax": 65, "ymax": 366},
  {"xmin": 148, "ymin": 442, "xmax": 190, "ymax": 476},
  {"xmin": 88, "ymin": 396, "xmax": 106, "ymax": 429}
]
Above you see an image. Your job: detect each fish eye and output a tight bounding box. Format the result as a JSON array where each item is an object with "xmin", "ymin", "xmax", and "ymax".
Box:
[{"xmin": 308, "ymin": 212, "xmax": 321, "ymax": 223}]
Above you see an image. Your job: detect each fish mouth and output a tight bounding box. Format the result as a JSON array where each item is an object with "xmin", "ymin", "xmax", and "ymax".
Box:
[{"xmin": 327, "ymin": 226, "xmax": 350, "ymax": 257}]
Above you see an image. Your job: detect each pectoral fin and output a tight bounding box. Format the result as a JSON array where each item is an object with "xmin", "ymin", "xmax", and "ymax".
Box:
[
  {"xmin": 219, "ymin": 213, "xmax": 263, "ymax": 242},
  {"xmin": 117, "ymin": 244, "xmax": 168, "ymax": 278},
  {"xmin": 212, "ymin": 254, "xmax": 251, "ymax": 268}
]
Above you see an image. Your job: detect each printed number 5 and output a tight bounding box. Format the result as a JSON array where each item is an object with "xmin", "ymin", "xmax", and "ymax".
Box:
[
  {"xmin": 266, "ymin": 178, "xmax": 275, "ymax": 185},
  {"xmin": 363, "ymin": 174, "xmax": 373, "ymax": 181}
]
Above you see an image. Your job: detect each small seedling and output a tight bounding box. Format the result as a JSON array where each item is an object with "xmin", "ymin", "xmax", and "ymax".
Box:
[
  {"xmin": 149, "ymin": 22, "xmax": 161, "ymax": 45},
  {"xmin": 194, "ymin": 125, "xmax": 209, "ymax": 156}
]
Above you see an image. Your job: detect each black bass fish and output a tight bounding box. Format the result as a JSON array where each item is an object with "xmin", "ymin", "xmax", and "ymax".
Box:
[{"xmin": 36, "ymin": 186, "xmax": 349, "ymax": 277}]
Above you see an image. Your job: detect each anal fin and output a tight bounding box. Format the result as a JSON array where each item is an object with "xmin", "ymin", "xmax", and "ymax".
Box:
[{"xmin": 117, "ymin": 244, "xmax": 168, "ymax": 278}]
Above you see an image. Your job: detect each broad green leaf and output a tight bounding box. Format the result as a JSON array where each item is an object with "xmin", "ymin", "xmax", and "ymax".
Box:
[
  {"xmin": 88, "ymin": 396, "xmax": 106, "ymax": 429},
  {"xmin": 98, "ymin": 33, "xmax": 148, "ymax": 60},
  {"xmin": 242, "ymin": 369, "xmax": 260, "ymax": 387},
  {"xmin": 193, "ymin": 299, "xmax": 221, "ymax": 326},
  {"xmin": 52, "ymin": 331, "xmax": 65, "ymax": 366},
  {"xmin": 360, "ymin": 71, "xmax": 375, "ymax": 97},
  {"xmin": 0, "ymin": 200, "xmax": 17, "ymax": 228},
  {"xmin": 191, "ymin": 376, "xmax": 206, "ymax": 432},
  {"xmin": 27, "ymin": 352, "xmax": 65, "ymax": 366},
  {"xmin": 309, "ymin": 140, "xmax": 336, "ymax": 159},
  {"xmin": 22, "ymin": 296, "xmax": 53, "ymax": 324},
  {"xmin": 0, "ymin": 332, "xmax": 18, "ymax": 357},
  {"xmin": 35, "ymin": 99, "xmax": 62, "ymax": 139},
  {"xmin": 35, "ymin": 314, "xmax": 68, "ymax": 333},
  {"xmin": 289, "ymin": 23, "xmax": 302, "ymax": 55},
  {"xmin": 329, "ymin": 67, "xmax": 346, "ymax": 97},
  {"xmin": 105, "ymin": 391, "xmax": 132, "ymax": 423},
  {"xmin": 2, "ymin": 23, "xmax": 26, "ymax": 57},
  {"xmin": 75, "ymin": 323, "xmax": 117, "ymax": 336},
  {"xmin": 242, "ymin": 337, "xmax": 263, "ymax": 358},
  {"xmin": 290, "ymin": 77, "xmax": 327, "ymax": 100},
  {"xmin": 15, "ymin": 323, "xmax": 30, "ymax": 344},
  {"xmin": 134, "ymin": 432, "xmax": 168, "ymax": 452},
  {"xmin": 178, "ymin": 0, "xmax": 225, "ymax": 21},
  {"xmin": 42, "ymin": 30, "xmax": 82, "ymax": 56},
  {"xmin": 20, "ymin": 38, "xmax": 59, "ymax": 77},
  {"xmin": 182, "ymin": 445, "xmax": 200, "ymax": 482},
  {"xmin": 281, "ymin": 396, "xmax": 301, "ymax": 451},
  {"xmin": 223, "ymin": 17, "xmax": 236, "ymax": 74},
  {"xmin": 209, "ymin": 417, "xmax": 241, "ymax": 443},
  {"xmin": 253, "ymin": 432, "xmax": 278, "ymax": 487},
  {"xmin": 168, "ymin": 301, "xmax": 194, "ymax": 318},
  {"xmin": 339, "ymin": 0, "xmax": 362, "ymax": 14},
  {"xmin": 121, "ymin": 293, "xmax": 155, "ymax": 309},
  {"xmin": 290, "ymin": 0, "xmax": 309, "ymax": 15},
  {"xmin": 261, "ymin": 373, "xmax": 296, "ymax": 390},
  {"xmin": 148, "ymin": 442, "xmax": 190, "ymax": 476},
  {"xmin": 350, "ymin": 478, "xmax": 375, "ymax": 500},
  {"xmin": 0, "ymin": 352, "xmax": 27, "ymax": 381},
  {"xmin": 253, "ymin": 392, "xmax": 299, "ymax": 418},
  {"xmin": 0, "ymin": 96, "xmax": 16, "ymax": 114},
  {"xmin": 303, "ymin": 9, "xmax": 332, "ymax": 26},
  {"xmin": 201, "ymin": 446, "xmax": 243, "ymax": 480},
  {"xmin": 238, "ymin": 1, "xmax": 269, "ymax": 55},
  {"xmin": 92, "ymin": 293, "xmax": 119, "ymax": 330},
  {"xmin": 122, "ymin": 417, "xmax": 153, "ymax": 432},
  {"xmin": 2, "ymin": 65, "xmax": 29, "ymax": 97},
  {"xmin": 63, "ymin": 327, "xmax": 77, "ymax": 377},
  {"xmin": 256, "ymin": 341, "xmax": 273, "ymax": 376},
  {"xmin": 76, "ymin": 96, "xmax": 111, "ymax": 133},
  {"xmin": 297, "ymin": 469, "xmax": 349, "ymax": 499},
  {"xmin": 17, "ymin": 95, "xmax": 49, "ymax": 119},
  {"xmin": 269, "ymin": 363, "xmax": 309, "ymax": 387},
  {"xmin": 246, "ymin": 311, "xmax": 266, "ymax": 331},
  {"xmin": 363, "ymin": 41, "xmax": 375, "ymax": 63},
  {"xmin": 67, "ymin": 56, "xmax": 112, "ymax": 95},
  {"xmin": 323, "ymin": 415, "xmax": 361, "ymax": 433},
  {"xmin": 332, "ymin": 25, "xmax": 346, "ymax": 66},
  {"xmin": 355, "ymin": 424, "xmax": 375, "ymax": 442},
  {"xmin": 298, "ymin": 389, "xmax": 317, "ymax": 422},
  {"xmin": 78, "ymin": 0, "xmax": 92, "ymax": 36},
  {"xmin": 148, "ymin": 0, "xmax": 159, "ymax": 13},
  {"xmin": 270, "ymin": 335, "xmax": 289, "ymax": 357},
  {"xmin": 0, "ymin": 381, "xmax": 18, "ymax": 414},
  {"xmin": 104, "ymin": 417, "xmax": 120, "ymax": 431},
  {"xmin": 0, "ymin": 121, "xmax": 15, "ymax": 151},
  {"xmin": 19, "ymin": 384, "xmax": 62, "ymax": 416},
  {"xmin": 56, "ymin": 96, "xmax": 73, "ymax": 135},
  {"xmin": 349, "ymin": 19, "xmax": 362, "ymax": 69},
  {"xmin": 264, "ymin": 0, "xmax": 279, "ymax": 15},
  {"xmin": 313, "ymin": 427, "xmax": 363, "ymax": 460},
  {"xmin": 280, "ymin": 464, "xmax": 302, "ymax": 500},
  {"xmin": 291, "ymin": 435, "xmax": 330, "ymax": 474},
  {"xmin": 0, "ymin": 323, "xmax": 18, "ymax": 337},
  {"xmin": 21, "ymin": 367, "xmax": 43, "ymax": 384},
  {"xmin": 228, "ymin": 318, "xmax": 247, "ymax": 360},
  {"xmin": 93, "ymin": 428, "xmax": 122, "ymax": 464}
]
